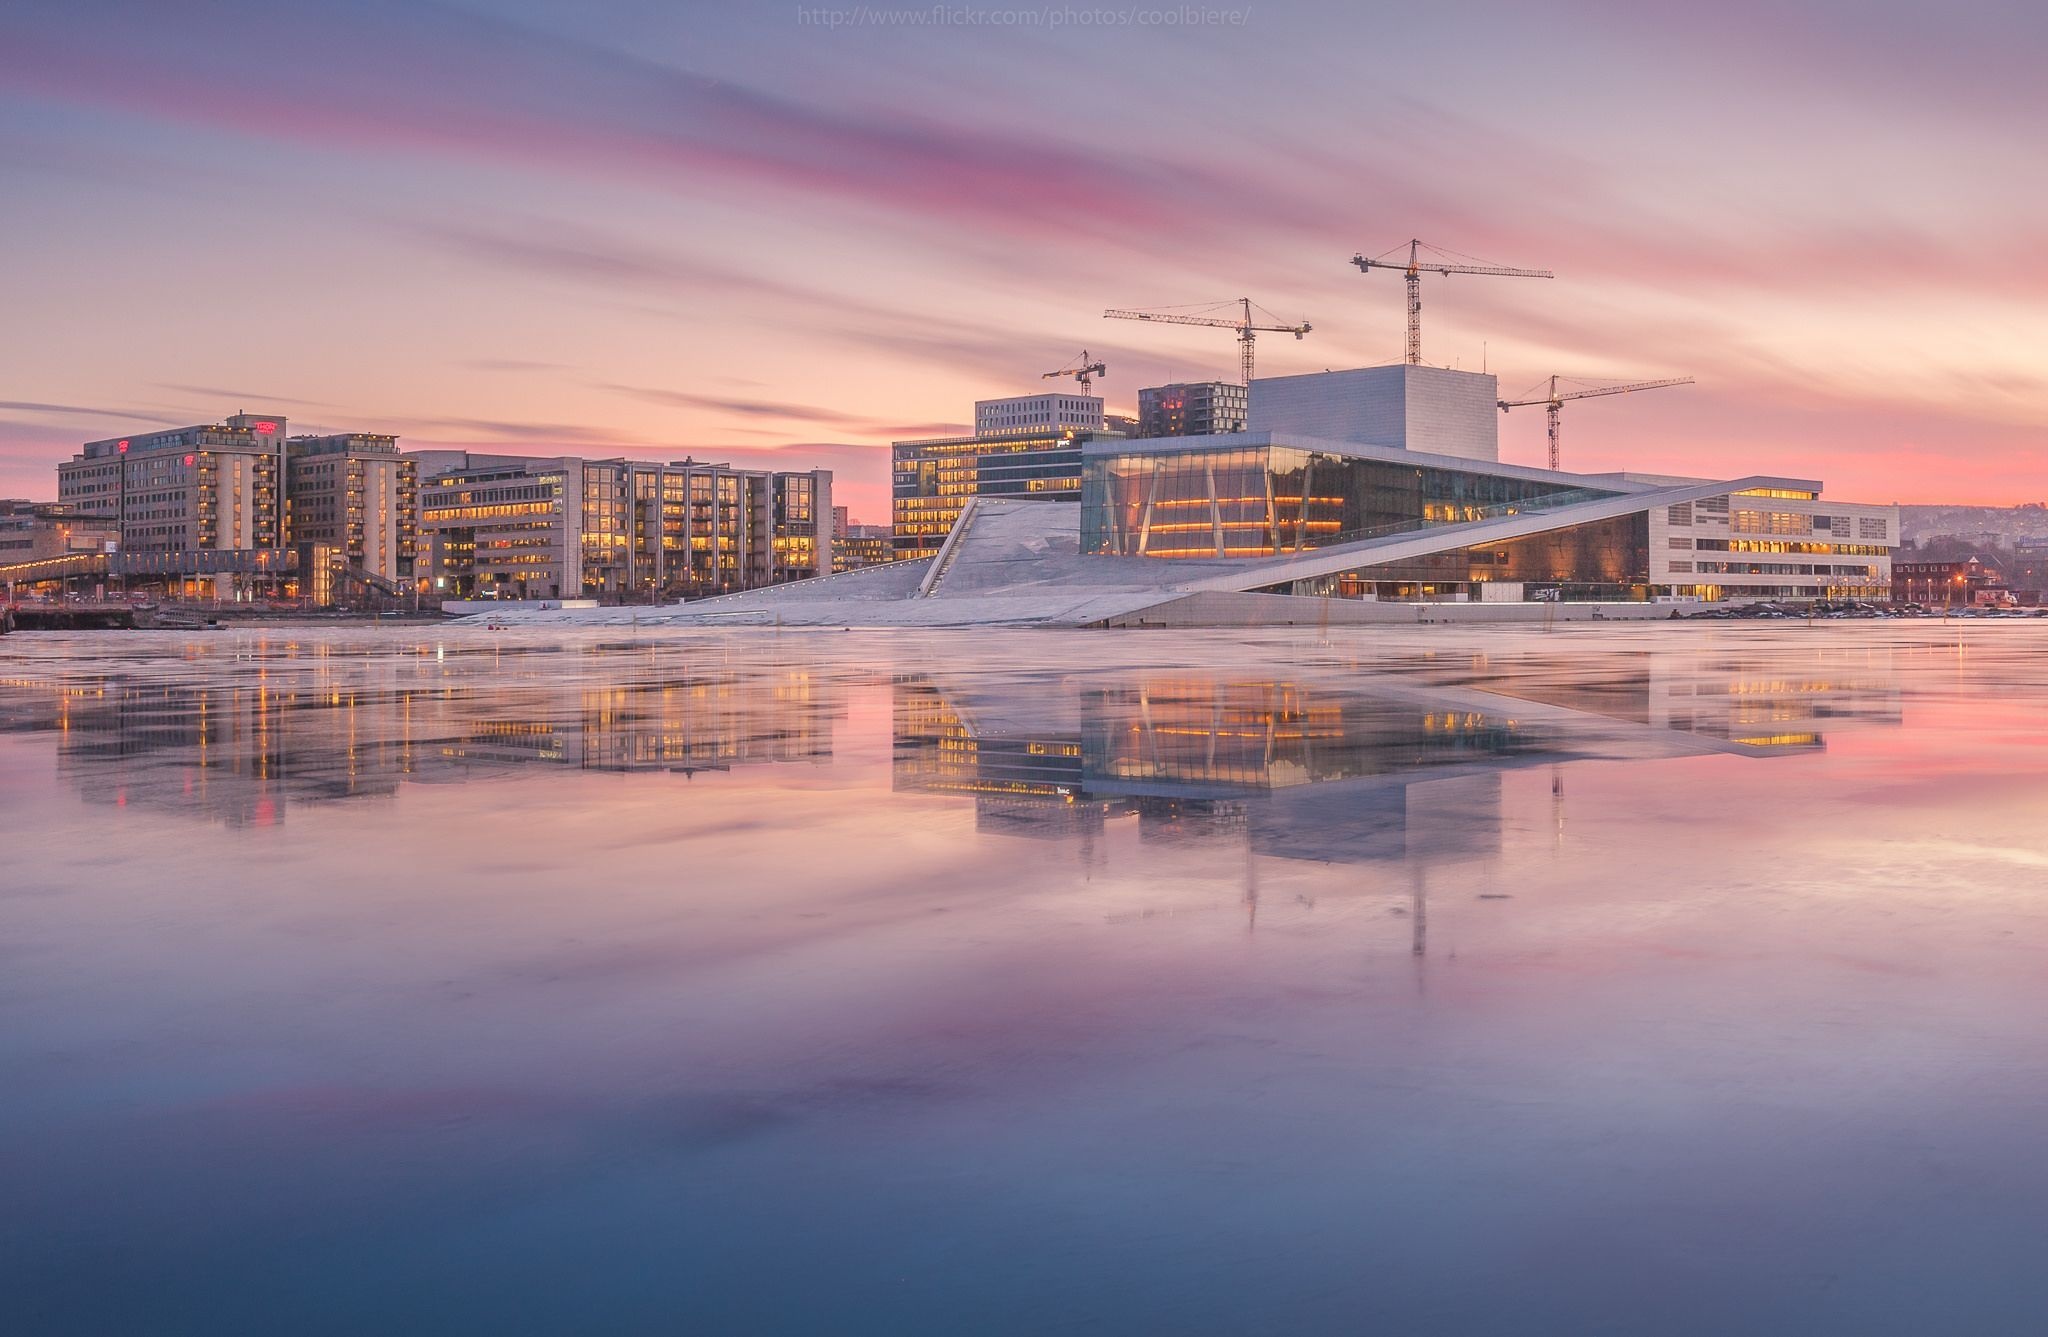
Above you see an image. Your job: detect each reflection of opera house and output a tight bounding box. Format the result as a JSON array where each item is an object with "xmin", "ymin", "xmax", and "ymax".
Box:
[
  {"xmin": 893, "ymin": 656, "xmax": 1902, "ymax": 858},
  {"xmin": 483, "ymin": 365, "xmax": 1900, "ymax": 629}
]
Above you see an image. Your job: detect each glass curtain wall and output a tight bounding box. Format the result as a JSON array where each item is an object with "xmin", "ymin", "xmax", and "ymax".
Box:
[
  {"xmin": 1082, "ymin": 445, "xmax": 1601, "ymax": 558},
  {"xmin": 1266, "ymin": 513, "xmax": 1652, "ymax": 602}
]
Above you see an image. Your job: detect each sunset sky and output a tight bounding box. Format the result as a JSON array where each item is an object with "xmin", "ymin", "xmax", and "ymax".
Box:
[{"xmin": 2, "ymin": 0, "xmax": 2044, "ymax": 522}]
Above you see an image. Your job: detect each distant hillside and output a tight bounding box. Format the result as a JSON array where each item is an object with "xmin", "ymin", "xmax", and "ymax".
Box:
[{"xmin": 1899, "ymin": 504, "xmax": 2048, "ymax": 547}]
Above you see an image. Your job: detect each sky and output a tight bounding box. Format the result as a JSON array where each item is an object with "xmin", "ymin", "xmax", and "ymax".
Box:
[{"xmin": 1, "ymin": 0, "xmax": 2044, "ymax": 522}]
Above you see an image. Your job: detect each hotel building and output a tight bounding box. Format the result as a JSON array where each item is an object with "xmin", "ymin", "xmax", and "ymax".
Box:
[{"xmin": 57, "ymin": 412, "xmax": 292, "ymax": 594}]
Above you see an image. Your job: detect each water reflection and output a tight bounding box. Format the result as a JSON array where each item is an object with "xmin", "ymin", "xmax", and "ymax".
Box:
[
  {"xmin": 0, "ymin": 659, "xmax": 840, "ymax": 826},
  {"xmin": 892, "ymin": 661, "xmax": 1899, "ymax": 853},
  {"xmin": 0, "ymin": 641, "xmax": 1902, "ymax": 839},
  {"xmin": 8, "ymin": 628, "xmax": 2041, "ymax": 1337}
]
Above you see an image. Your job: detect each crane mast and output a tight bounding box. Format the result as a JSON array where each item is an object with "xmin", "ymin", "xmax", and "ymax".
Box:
[
  {"xmin": 1103, "ymin": 298, "xmax": 1311, "ymax": 386},
  {"xmin": 1351, "ymin": 239, "xmax": 1552, "ymax": 366}
]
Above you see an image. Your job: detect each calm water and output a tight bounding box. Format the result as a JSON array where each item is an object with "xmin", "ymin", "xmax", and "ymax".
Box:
[{"xmin": 4, "ymin": 622, "xmax": 2048, "ymax": 1335}]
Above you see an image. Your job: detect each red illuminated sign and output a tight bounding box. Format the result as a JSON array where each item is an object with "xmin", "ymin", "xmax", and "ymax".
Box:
[
  {"xmin": 117, "ymin": 440, "xmax": 129, "ymax": 452},
  {"xmin": 253, "ymin": 420, "xmax": 278, "ymax": 434},
  {"xmin": 184, "ymin": 454, "xmax": 196, "ymax": 466}
]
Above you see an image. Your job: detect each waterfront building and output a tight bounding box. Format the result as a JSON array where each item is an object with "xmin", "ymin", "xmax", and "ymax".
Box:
[
  {"xmin": 1248, "ymin": 364, "xmax": 1501, "ymax": 461},
  {"xmin": 1081, "ymin": 433, "xmax": 1894, "ymax": 602},
  {"xmin": 0, "ymin": 500, "xmax": 118, "ymax": 563},
  {"xmin": 1137, "ymin": 382, "xmax": 1249, "ymax": 437},
  {"xmin": 893, "ymin": 391, "xmax": 1121, "ymax": 558},
  {"xmin": 0, "ymin": 501, "xmax": 120, "ymax": 591},
  {"xmin": 57, "ymin": 412, "xmax": 291, "ymax": 596},
  {"xmin": 1892, "ymin": 554, "xmax": 2009, "ymax": 607},
  {"xmin": 417, "ymin": 452, "xmax": 830, "ymax": 601},
  {"xmin": 466, "ymin": 364, "xmax": 1904, "ymax": 629},
  {"xmin": 286, "ymin": 433, "xmax": 418, "ymax": 600}
]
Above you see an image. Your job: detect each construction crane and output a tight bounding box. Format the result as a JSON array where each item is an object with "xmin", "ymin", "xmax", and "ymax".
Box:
[
  {"xmin": 1042, "ymin": 349, "xmax": 1106, "ymax": 395},
  {"xmin": 1102, "ymin": 298, "xmax": 1312, "ymax": 387},
  {"xmin": 1351, "ymin": 239, "xmax": 1552, "ymax": 366},
  {"xmin": 1498, "ymin": 375, "xmax": 1695, "ymax": 470}
]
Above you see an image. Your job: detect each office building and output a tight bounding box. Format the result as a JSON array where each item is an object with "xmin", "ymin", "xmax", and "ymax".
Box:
[
  {"xmin": 834, "ymin": 523, "xmax": 896, "ymax": 572},
  {"xmin": 1137, "ymin": 382, "xmax": 1248, "ymax": 437},
  {"xmin": 974, "ymin": 392, "xmax": 1104, "ymax": 438},
  {"xmin": 417, "ymin": 453, "xmax": 830, "ymax": 601},
  {"xmin": 893, "ymin": 392, "xmax": 1121, "ymax": 558}
]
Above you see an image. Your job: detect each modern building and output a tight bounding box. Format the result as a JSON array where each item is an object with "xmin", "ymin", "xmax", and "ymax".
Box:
[
  {"xmin": 1080, "ymin": 433, "xmax": 1893, "ymax": 603},
  {"xmin": 417, "ymin": 453, "xmax": 830, "ymax": 601},
  {"xmin": 57, "ymin": 412, "xmax": 292, "ymax": 596},
  {"xmin": 286, "ymin": 432, "xmax": 418, "ymax": 601},
  {"xmin": 1137, "ymin": 381, "xmax": 1249, "ymax": 437},
  {"xmin": 893, "ymin": 392, "xmax": 1120, "ymax": 558},
  {"xmin": 974, "ymin": 392, "xmax": 1104, "ymax": 438},
  {"xmin": 475, "ymin": 364, "xmax": 1903, "ymax": 630},
  {"xmin": 1248, "ymin": 364, "xmax": 1501, "ymax": 461}
]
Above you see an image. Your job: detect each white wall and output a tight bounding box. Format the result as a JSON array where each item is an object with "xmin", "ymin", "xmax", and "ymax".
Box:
[{"xmin": 1248, "ymin": 366, "xmax": 1499, "ymax": 461}]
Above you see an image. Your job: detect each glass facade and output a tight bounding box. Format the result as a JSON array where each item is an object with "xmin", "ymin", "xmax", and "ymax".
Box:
[
  {"xmin": 1267, "ymin": 513, "xmax": 1652, "ymax": 603},
  {"xmin": 892, "ymin": 432, "xmax": 1088, "ymax": 557},
  {"xmin": 1081, "ymin": 443, "xmax": 1606, "ymax": 559},
  {"xmin": 420, "ymin": 459, "xmax": 828, "ymax": 601}
]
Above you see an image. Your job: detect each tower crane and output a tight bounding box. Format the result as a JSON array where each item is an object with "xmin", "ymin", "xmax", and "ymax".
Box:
[
  {"xmin": 1498, "ymin": 375, "xmax": 1695, "ymax": 470},
  {"xmin": 1042, "ymin": 350, "xmax": 1106, "ymax": 395},
  {"xmin": 1351, "ymin": 239, "xmax": 1552, "ymax": 366},
  {"xmin": 1102, "ymin": 298, "xmax": 1312, "ymax": 387}
]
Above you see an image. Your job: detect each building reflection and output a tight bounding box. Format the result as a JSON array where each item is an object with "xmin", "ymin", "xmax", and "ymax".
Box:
[
  {"xmin": 0, "ymin": 644, "xmax": 1901, "ymax": 843},
  {"xmin": 893, "ymin": 651, "xmax": 1905, "ymax": 867},
  {"xmin": 894, "ymin": 676, "xmax": 1537, "ymax": 863},
  {"xmin": 0, "ymin": 662, "xmax": 838, "ymax": 827}
]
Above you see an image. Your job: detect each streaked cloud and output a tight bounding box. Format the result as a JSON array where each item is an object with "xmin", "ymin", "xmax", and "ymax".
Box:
[{"xmin": 0, "ymin": 0, "xmax": 2041, "ymax": 514}]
